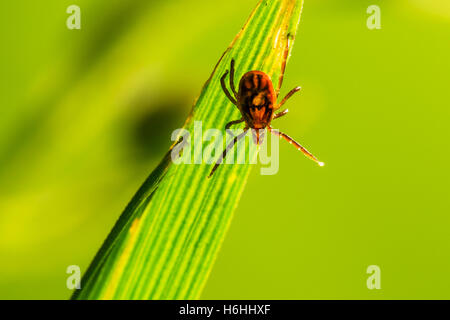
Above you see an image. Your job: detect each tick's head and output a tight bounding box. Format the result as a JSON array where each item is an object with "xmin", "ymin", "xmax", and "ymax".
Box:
[{"xmin": 251, "ymin": 128, "xmax": 265, "ymax": 146}]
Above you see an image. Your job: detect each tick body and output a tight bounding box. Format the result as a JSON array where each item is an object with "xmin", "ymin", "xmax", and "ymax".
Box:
[
  {"xmin": 208, "ymin": 59, "xmax": 324, "ymax": 178},
  {"xmin": 238, "ymin": 71, "xmax": 275, "ymax": 131}
]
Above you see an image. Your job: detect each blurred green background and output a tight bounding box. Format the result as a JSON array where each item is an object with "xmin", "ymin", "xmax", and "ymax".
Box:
[{"xmin": 1, "ymin": 0, "xmax": 449, "ymax": 299}]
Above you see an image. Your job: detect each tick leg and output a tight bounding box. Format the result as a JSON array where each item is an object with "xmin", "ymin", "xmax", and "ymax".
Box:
[
  {"xmin": 268, "ymin": 127, "xmax": 324, "ymax": 166},
  {"xmin": 277, "ymin": 86, "xmax": 301, "ymax": 109},
  {"xmin": 273, "ymin": 109, "xmax": 289, "ymax": 120},
  {"xmin": 225, "ymin": 118, "xmax": 244, "ymax": 132},
  {"xmin": 229, "ymin": 59, "xmax": 237, "ymax": 97},
  {"xmin": 208, "ymin": 128, "xmax": 248, "ymax": 178},
  {"xmin": 221, "ymin": 70, "xmax": 237, "ymax": 105}
]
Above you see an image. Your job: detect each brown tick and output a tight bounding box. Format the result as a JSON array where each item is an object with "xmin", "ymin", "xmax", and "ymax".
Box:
[{"xmin": 208, "ymin": 59, "xmax": 324, "ymax": 178}]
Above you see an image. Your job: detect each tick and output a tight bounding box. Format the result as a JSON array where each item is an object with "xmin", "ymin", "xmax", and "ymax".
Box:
[{"xmin": 208, "ymin": 59, "xmax": 324, "ymax": 178}]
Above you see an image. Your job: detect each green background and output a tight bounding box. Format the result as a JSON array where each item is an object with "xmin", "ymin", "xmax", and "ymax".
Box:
[{"xmin": 1, "ymin": 0, "xmax": 449, "ymax": 299}]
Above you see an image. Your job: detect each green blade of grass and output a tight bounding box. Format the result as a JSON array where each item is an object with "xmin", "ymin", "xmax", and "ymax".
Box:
[{"xmin": 73, "ymin": 0, "xmax": 304, "ymax": 300}]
